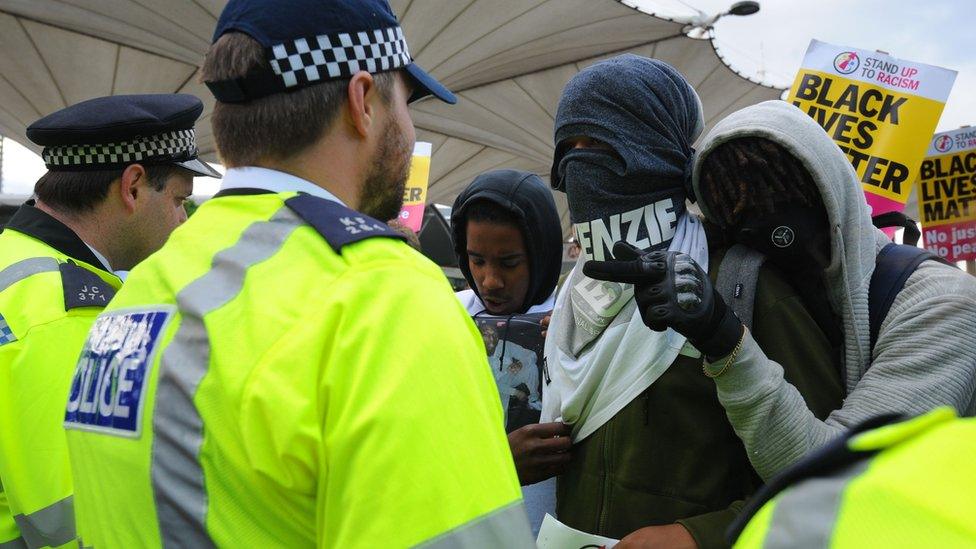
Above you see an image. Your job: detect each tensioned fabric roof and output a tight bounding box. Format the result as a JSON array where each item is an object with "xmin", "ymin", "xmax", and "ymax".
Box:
[{"xmin": 0, "ymin": 0, "xmax": 783, "ymax": 234}]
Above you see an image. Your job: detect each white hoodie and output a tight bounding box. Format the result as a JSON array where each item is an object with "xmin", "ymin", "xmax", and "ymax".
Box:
[{"xmin": 692, "ymin": 100, "xmax": 976, "ymax": 480}]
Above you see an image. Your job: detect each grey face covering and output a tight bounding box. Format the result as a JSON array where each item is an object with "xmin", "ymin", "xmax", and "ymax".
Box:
[
  {"xmin": 556, "ymin": 148, "xmax": 686, "ymax": 261},
  {"xmin": 550, "ymin": 54, "xmax": 706, "ymax": 355},
  {"xmin": 551, "ymin": 54, "xmax": 704, "ymax": 262}
]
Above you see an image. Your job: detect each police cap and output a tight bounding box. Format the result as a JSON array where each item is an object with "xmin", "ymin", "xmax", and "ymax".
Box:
[
  {"xmin": 26, "ymin": 94, "xmax": 221, "ymax": 178},
  {"xmin": 205, "ymin": 0, "xmax": 456, "ymax": 105}
]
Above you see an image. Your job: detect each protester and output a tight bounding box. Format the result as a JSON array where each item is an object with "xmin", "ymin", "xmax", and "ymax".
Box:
[
  {"xmin": 543, "ymin": 56, "xmax": 843, "ymax": 548},
  {"xmin": 452, "ymin": 170, "xmax": 562, "ymax": 316},
  {"xmin": 585, "ymin": 100, "xmax": 976, "ymax": 486},
  {"xmin": 62, "ymin": 1, "xmax": 534, "ymax": 546},
  {"xmin": 450, "ymin": 169, "xmax": 569, "ymax": 535},
  {"xmin": 731, "ymin": 407, "xmax": 976, "ymax": 548},
  {"xmin": 0, "ymin": 94, "xmax": 216, "ymax": 548}
]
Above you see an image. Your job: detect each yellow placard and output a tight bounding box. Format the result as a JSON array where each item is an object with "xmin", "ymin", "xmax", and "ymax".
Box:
[
  {"xmin": 786, "ymin": 40, "xmax": 956, "ymax": 214},
  {"xmin": 915, "ymin": 128, "xmax": 976, "ymax": 262},
  {"xmin": 397, "ymin": 142, "xmax": 432, "ymax": 232},
  {"xmin": 788, "ymin": 69, "xmax": 945, "ymax": 203},
  {"xmin": 403, "ymin": 153, "xmax": 430, "ymax": 206},
  {"xmin": 917, "ymin": 151, "xmax": 976, "ymax": 228}
]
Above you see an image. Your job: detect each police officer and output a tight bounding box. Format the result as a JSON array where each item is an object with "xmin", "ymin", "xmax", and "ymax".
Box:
[
  {"xmin": 0, "ymin": 94, "xmax": 218, "ymax": 548},
  {"xmin": 64, "ymin": 1, "xmax": 533, "ymax": 547},
  {"xmin": 729, "ymin": 407, "xmax": 976, "ymax": 548}
]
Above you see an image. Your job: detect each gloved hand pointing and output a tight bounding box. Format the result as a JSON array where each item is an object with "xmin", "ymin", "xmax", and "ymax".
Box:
[{"xmin": 583, "ymin": 241, "xmax": 743, "ymax": 359}]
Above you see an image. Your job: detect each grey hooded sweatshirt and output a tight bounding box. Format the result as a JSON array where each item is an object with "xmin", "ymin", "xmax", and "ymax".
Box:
[{"xmin": 692, "ymin": 100, "xmax": 976, "ymax": 481}]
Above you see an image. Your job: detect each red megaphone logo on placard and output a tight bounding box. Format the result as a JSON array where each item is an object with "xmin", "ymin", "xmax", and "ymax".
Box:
[
  {"xmin": 833, "ymin": 51, "xmax": 860, "ymax": 74},
  {"xmin": 934, "ymin": 135, "xmax": 954, "ymax": 153}
]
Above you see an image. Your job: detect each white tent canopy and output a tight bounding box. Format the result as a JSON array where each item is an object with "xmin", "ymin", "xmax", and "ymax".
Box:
[{"xmin": 0, "ymin": 0, "xmax": 783, "ymax": 234}]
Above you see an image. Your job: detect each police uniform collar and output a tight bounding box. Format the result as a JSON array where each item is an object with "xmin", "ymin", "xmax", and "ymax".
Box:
[
  {"xmin": 5, "ymin": 201, "xmax": 110, "ymax": 272},
  {"xmin": 84, "ymin": 242, "xmax": 113, "ymax": 272},
  {"xmin": 217, "ymin": 167, "xmax": 346, "ymax": 205}
]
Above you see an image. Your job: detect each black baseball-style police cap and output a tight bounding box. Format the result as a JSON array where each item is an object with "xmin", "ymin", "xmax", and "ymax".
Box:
[
  {"xmin": 27, "ymin": 94, "xmax": 221, "ymax": 178},
  {"xmin": 205, "ymin": 0, "xmax": 456, "ymax": 105}
]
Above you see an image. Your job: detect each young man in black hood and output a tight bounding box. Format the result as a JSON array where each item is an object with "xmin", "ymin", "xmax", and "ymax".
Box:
[
  {"xmin": 450, "ymin": 169, "xmax": 570, "ymax": 534},
  {"xmin": 452, "ymin": 169, "xmax": 563, "ymax": 316}
]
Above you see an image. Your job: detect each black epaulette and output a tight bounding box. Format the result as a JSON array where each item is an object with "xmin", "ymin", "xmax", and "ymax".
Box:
[
  {"xmin": 60, "ymin": 262, "xmax": 116, "ymax": 310},
  {"xmin": 284, "ymin": 193, "xmax": 407, "ymax": 253}
]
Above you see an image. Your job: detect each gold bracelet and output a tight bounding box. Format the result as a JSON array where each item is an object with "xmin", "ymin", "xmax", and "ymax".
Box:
[{"xmin": 703, "ymin": 326, "xmax": 746, "ymax": 379}]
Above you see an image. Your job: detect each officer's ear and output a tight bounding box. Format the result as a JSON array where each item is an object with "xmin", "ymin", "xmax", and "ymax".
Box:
[
  {"xmin": 118, "ymin": 164, "xmax": 148, "ymax": 213},
  {"xmin": 346, "ymin": 71, "xmax": 378, "ymax": 139}
]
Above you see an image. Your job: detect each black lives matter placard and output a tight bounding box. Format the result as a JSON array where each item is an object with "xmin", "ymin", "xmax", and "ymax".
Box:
[
  {"xmin": 787, "ymin": 39, "xmax": 955, "ymax": 217},
  {"xmin": 917, "ymin": 128, "xmax": 976, "ymax": 262}
]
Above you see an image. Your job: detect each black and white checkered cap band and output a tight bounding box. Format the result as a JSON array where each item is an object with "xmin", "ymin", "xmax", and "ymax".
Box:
[
  {"xmin": 269, "ymin": 26, "xmax": 411, "ymax": 88},
  {"xmin": 42, "ymin": 130, "xmax": 197, "ymax": 168}
]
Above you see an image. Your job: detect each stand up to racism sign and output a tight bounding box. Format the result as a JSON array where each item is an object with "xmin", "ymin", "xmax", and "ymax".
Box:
[
  {"xmin": 917, "ymin": 127, "xmax": 976, "ymax": 262},
  {"xmin": 787, "ymin": 40, "xmax": 956, "ymax": 217}
]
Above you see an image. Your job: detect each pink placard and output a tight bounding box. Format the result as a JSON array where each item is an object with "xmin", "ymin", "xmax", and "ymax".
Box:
[
  {"xmin": 922, "ymin": 220, "xmax": 976, "ymax": 262},
  {"xmin": 865, "ymin": 192, "xmax": 906, "ymax": 239},
  {"xmin": 398, "ymin": 203, "xmax": 425, "ymax": 233}
]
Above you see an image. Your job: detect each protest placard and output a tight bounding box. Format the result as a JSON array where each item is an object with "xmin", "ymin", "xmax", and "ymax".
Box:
[
  {"xmin": 917, "ymin": 127, "xmax": 976, "ymax": 262},
  {"xmin": 787, "ymin": 40, "xmax": 956, "ymax": 216},
  {"xmin": 397, "ymin": 141, "xmax": 432, "ymax": 232}
]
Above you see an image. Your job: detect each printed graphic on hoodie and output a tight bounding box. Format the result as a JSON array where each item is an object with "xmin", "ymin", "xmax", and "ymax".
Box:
[{"xmin": 474, "ymin": 313, "xmax": 548, "ymax": 433}]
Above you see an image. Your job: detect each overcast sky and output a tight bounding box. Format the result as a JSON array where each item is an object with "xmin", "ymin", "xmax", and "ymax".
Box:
[
  {"xmin": 638, "ymin": 0, "xmax": 973, "ymax": 131},
  {"xmin": 2, "ymin": 0, "xmax": 971, "ymax": 195}
]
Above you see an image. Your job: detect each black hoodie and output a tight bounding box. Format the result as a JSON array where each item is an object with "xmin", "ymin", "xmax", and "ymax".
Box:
[{"xmin": 450, "ymin": 170, "xmax": 563, "ymax": 313}]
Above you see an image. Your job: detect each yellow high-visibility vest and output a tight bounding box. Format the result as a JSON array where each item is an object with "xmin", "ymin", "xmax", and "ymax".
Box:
[
  {"xmin": 0, "ymin": 217, "xmax": 120, "ymax": 549},
  {"xmin": 65, "ymin": 190, "xmax": 531, "ymax": 548},
  {"xmin": 734, "ymin": 407, "xmax": 976, "ymax": 548}
]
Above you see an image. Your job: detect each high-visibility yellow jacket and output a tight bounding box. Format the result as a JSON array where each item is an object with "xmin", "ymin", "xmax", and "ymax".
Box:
[
  {"xmin": 65, "ymin": 189, "xmax": 531, "ymax": 548},
  {"xmin": 732, "ymin": 406, "xmax": 976, "ymax": 548},
  {"xmin": 0, "ymin": 203, "xmax": 121, "ymax": 549}
]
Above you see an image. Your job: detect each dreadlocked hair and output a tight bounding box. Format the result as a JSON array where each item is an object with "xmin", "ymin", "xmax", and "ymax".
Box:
[{"xmin": 699, "ymin": 137, "xmax": 821, "ymax": 227}]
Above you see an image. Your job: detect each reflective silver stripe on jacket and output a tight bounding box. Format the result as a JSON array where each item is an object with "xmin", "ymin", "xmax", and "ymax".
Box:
[
  {"xmin": 0, "ymin": 257, "xmax": 60, "ymax": 293},
  {"xmin": 761, "ymin": 460, "xmax": 871, "ymax": 548},
  {"xmin": 13, "ymin": 496, "xmax": 75, "ymax": 548},
  {"xmin": 418, "ymin": 500, "xmax": 535, "ymax": 549},
  {"xmin": 151, "ymin": 207, "xmax": 303, "ymax": 547},
  {"xmin": 1, "ymin": 259, "xmax": 74, "ymax": 546}
]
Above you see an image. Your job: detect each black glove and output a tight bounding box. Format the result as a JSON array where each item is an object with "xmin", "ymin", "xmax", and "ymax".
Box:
[{"xmin": 583, "ymin": 241, "xmax": 743, "ymax": 359}]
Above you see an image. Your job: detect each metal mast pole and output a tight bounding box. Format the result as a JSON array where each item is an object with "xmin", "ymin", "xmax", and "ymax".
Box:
[{"xmin": 0, "ymin": 136, "xmax": 5, "ymax": 194}]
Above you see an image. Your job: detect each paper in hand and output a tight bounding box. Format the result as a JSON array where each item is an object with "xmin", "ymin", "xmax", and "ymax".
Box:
[{"xmin": 536, "ymin": 513, "xmax": 618, "ymax": 549}]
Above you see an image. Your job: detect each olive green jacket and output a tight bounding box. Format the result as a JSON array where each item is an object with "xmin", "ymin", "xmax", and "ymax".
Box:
[{"xmin": 556, "ymin": 252, "xmax": 844, "ymax": 548}]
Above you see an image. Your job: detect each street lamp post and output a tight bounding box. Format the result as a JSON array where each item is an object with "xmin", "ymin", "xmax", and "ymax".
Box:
[{"xmin": 671, "ymin": 1, "xmax": 761, "ymax": 38}]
